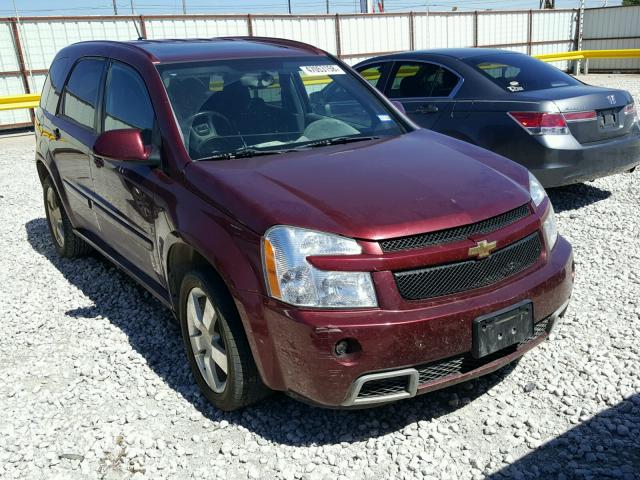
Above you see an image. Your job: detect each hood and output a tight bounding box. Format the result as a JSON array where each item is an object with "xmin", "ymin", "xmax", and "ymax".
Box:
[{"xmin": 184, "ymin": 129, "xmax": 531, "ymax": 240}]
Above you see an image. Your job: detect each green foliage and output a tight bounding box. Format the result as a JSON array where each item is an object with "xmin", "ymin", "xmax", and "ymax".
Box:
[{"xmin": 622, "ymin": 0, "xmax": 640, "ymax": 6}]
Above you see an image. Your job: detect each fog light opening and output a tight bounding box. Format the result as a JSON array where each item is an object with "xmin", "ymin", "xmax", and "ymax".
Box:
[{"xmin": 334, "ymin": 338, "xmax": 361, "ymax": 357}]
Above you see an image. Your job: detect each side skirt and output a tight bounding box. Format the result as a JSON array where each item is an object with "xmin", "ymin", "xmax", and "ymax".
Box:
[{"xmin": 73, "ymin": 228, "xmax": 174, "ymax": 311}]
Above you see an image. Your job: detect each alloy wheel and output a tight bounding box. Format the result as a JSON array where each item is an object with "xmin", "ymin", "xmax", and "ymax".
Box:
[
  {"xmin": 186, "ymin": 287, "xmax": 228, "ymax": 393},
  {"xmin": 46, "ymin": 186, "xmax": 65, "ymax": 248}
]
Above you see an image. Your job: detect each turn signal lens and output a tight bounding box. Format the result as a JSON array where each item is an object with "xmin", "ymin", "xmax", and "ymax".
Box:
[
  {"xmin": 263, "ymin": 237, "xmax": 282, "ymax": 298},
  {"xmin": 624, "ymin": 103, "xmax": 638, "ymax": 124},
  {"xmin": 543, "ymin": 203, "xmax": 558, "ymax": 251},
  {"xmin": 508, "ymin": 111, "xmax": 569, "ymax": 135}
]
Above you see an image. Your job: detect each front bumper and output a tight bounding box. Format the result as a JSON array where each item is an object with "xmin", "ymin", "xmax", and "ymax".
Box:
[
  {"xmin": 242, "ymin": 237, "xmax": 573, "ymax": 408},
  {"xmin": 525, "ymin": 129, "xmax": 640, "ymax": 188}
]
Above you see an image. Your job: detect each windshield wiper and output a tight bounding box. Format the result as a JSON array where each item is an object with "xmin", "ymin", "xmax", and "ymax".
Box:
[
  {"xmin": 300, "ymin": 135, "xmax": 380, "ymax": 149},
  {"xmin": 198, "ymin": 136, "xmax": 381, "ymax": 161},
  {"xmin": 198, "ymin": 147, "xmax": 293, "ymax": 161}
]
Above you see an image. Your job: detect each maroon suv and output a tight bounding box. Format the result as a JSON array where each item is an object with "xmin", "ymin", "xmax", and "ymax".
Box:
[{"xmin": 35, "ymin": 38, "xmax": 573, "ymax": 410}]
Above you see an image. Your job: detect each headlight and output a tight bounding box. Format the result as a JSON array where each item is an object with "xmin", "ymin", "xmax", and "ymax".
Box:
[
  {"xmin": 528, "ymin": 172, "xmax": 546, "ymax": 207},
  {"xmin": 262, "ymin": 226, "xmax": 377, "ymax": 308},
  {"xmin": 543, "ymin": 203, "xmax": 558, "ymax": 250}
]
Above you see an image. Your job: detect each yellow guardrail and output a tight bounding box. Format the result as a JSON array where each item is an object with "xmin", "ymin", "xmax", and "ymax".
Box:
[
  {"xmin": 1, "ymin": 49, "xmax": 639, "ymax": 112},
  {"xmin": 0, "ymin": 93, "xmax": 40, "ymax": 111},
  {"xmin": 534, "ymin": 48, "xmax": 640, "ymax": 63}
]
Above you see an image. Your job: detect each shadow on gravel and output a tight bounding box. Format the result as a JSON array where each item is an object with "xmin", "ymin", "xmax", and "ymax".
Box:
[
  {"xmin": 487, "ymin": 394, "xmax": 640, "ymax": 480},
  {"xmin": 548, "ymin": 183, "xmax": 611, "ymax": 213},
  {"xmin": 27, "ymin": 217, "xmax": 519, "ymax": 447}
]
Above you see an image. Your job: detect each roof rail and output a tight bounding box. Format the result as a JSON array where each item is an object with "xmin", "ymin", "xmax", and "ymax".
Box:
[{"xmin": 224, "ymin": 36, "xmax": 325, "ymax": 55}]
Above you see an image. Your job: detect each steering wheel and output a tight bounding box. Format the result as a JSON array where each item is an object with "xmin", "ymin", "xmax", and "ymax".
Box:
[
  {"xmin": 186, "ymin": 110, "xmax": 234, "ymax": 138},
  {"xmin": 185, "ymin": 110, "xmax": 238, "ymax": 156}
]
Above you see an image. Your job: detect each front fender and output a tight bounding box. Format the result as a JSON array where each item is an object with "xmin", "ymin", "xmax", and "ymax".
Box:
[{"xmin": 154, "ymin": 171, "xmax": 283, "ymax": 389}]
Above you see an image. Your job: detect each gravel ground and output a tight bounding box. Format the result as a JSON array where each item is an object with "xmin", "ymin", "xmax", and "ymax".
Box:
[{"xmin": 1, "ymin": 74, "xmax": 639, "ymax": 480}]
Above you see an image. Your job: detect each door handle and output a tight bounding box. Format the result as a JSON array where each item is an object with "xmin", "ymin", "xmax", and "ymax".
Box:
[
  {"xmin": 415, "ymin": 104, "xmax": 439, "ymax": 114},
  {"xmin": 53, "ymin": 128, "xmax": 61, "ymax": 140}
]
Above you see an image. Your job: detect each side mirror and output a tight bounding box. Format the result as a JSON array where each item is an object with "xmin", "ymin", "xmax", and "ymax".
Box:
[
  {"xmin": 94, "ymin": 129, "xmax": 151, "ymax": 162},
  {"xmin": 391, "ymin": 100, "xmax": 406, "ymax": 115}
]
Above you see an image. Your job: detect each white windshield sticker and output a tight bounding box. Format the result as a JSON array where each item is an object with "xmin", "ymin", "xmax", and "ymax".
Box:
[
  {"xmin": 300, "ymin": 65, "xmax": 345, "ymax": 76},
  {"xmin": 377, "ymin": 114, "xmax": 392, "ymax": 122}
]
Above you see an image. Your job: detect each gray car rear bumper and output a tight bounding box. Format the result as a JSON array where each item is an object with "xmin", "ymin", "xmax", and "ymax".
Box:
[{"xmin": 528, "ymin": 128, "xmax": 640, "ymax": 188}]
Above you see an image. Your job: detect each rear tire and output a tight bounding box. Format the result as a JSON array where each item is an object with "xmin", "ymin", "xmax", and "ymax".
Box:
[
  {"xmin": 178, "ymin": 269, "xmax": 268, "ymax": 411},
  {"xmin": 42, "ymin": 176, "xmax": 91, "ymax": 258}
]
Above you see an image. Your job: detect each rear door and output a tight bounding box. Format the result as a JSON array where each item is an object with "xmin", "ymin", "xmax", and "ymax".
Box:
[
  {"xmin": 383, "ymin": 61, "xmax": 461, "ymax": 129},
  {"xmin": 90, "ymin": 60, "xmax": 161, "ymax": 283},
  {"xmin": 51, "ymin": 57, "xmax": 106, "ymax": 232}
]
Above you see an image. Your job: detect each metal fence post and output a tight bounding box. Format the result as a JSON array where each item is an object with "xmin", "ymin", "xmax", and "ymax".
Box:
[
  {"xmin": 527, "ymin": 10, "xmax": 533, "ymax": 55},
  {"xmin": 409, "ymin": 11, "xmax": 415, "ymax": 51},
  {"xmin": 473, "ymin": 11, "xmax": 478, "ymax": 47},
  {"xmin": 9, "ymin": 17, "xmax": 34, "ymax": 123},
  {"xmin": 247, "ymin": 14, "xmax": 253, "ymax": 36},
  {"xmin": 9, "ymin": 18, "xmax": 30, "ymax": 96},
  {"xmin": 575, "ymin": 1, "xmax": 584, "ymax": 75},
  {"xmin": 335, "ymin": 13, "xmax": 342, "ymax": 58},
  {"xmin": 139, "ymin": 15, "xmax": 147, "ymax": 39}
]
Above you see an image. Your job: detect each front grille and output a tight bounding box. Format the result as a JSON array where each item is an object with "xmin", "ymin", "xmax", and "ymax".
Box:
[
  {"xmin": 519, "ymin": 317, "xmax": 550, "ymax": 345},
  {"xmin": 394, "ymin": 232, "xmax": 543, "ymax": 301},
  {"xmin": 380, "ymin": 204, "xmax": 530, "ymax": 253},
  {"xmin": 418, "ymin": 317, "xmax": 550, "ymax": 384},
  {"xmin": 357, "ymin": 376, "xmax": 410, "ymax": 399},
  {"xmin": 354, "ymin": 318, "xmax": 550, "ymax": 400}
]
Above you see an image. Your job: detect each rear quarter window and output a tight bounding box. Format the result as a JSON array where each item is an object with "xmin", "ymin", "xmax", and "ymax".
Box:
[
  {"xmin": 465, "ymin": 53, "xmax": 579, "ymax": 93},
  {"xmin": 39, "ymin": 57, "xmax": 68, "ymax": 114},
  {"xmin": 61, "ymin": 58, "xmax": 106, "ymax": 130}
]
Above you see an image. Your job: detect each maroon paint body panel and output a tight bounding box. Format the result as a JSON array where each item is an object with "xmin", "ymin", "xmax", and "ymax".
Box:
[
  {"xmin": 34, "ymin": 38, "xmax": 574, "ymax": 408},
  {"xmin": 183, "ymin": 129, "xmax": 531, "ymax": 240}
]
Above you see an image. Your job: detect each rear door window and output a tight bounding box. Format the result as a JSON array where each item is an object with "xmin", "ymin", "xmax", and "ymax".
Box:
[
  {"xmin": 464, "ymin": 53, "xmax": 580, "ymax": 92},
  {"xmin": 61, "ymin": 58, "xmax": 106, "ymax": 130},
  {"xmin": 103, "ymin": 61, "xmax": 155, "ymax": 141},
  {"xmin": 386, "ymin": 61, "xmax": 460, "ymax": 99}
]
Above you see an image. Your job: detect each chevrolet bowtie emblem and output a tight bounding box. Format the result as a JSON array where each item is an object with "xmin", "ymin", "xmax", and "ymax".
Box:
[{"xmin": 468, "ymin": 240, "xmax": 497, "ymax": 259}]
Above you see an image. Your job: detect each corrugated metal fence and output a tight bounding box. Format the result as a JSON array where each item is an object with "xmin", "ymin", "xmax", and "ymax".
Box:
[{"xmin": 1, "ymin": 5, "xmax": 639, "ymax": 129}]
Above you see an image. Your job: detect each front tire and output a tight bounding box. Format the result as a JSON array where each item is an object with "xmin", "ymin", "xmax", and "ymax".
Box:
[
  {"xmin": 42, "ymin": 176, "xmax": 91, "ymax": 257},
  {"xmin": 178, "ymin": 269, "xmax": 268, "ymax": 411}
]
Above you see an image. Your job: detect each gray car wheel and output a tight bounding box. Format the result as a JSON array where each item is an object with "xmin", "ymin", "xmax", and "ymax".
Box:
[
  {"xmin": 42, "ymin": 176, "xmax": 91, "ymax": 257},
  {"xmin": 178, "ymin": 269, "xmax": 269, "ymax": 411}
]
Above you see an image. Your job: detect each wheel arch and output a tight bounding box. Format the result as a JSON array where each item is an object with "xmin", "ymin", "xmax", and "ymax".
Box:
[
  {"xmin": 35, "ymin": 152, "xmax": 68, "ymax": 213},
  {"xmin": 163, "ymin": 233, "xmax": 276, "ymax": 386},
  {"xmin": 165, "ymin": 238, "xmax": 225, "ymax": 310}
]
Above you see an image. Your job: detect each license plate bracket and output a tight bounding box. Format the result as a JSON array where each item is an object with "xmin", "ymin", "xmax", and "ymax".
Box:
[
  {"xmin": 599, "ymin": 109, "xmax": 617, "ymax": 128},
  {"xmin": 472, "ymin": 301, "xmax": 533, "ymax": 359}
]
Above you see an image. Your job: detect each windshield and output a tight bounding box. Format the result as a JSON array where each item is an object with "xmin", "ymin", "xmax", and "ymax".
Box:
[
  {"xmin": 158, "ymin": 56, "xmax": 405, "ymax": 160},
  {"xmin": 464, "ymin": 53, "xmax": 580, "ymax": 93}
]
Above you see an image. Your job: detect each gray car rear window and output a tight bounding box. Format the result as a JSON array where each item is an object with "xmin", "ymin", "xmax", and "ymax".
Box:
[{"xmin": 464, "ymin": 53, "xmax": 580, "ymax": 93}]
